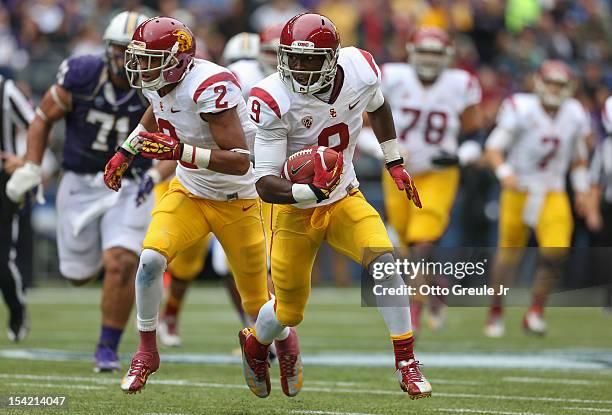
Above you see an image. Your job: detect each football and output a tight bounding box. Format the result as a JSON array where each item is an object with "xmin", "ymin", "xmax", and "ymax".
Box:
[{"xmin": 281, "ymin": 145, "xmax": 340, "ymax": 184}]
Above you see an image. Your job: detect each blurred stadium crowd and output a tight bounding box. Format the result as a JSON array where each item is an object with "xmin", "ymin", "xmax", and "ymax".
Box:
[{"xmin": 1, "ymin": 0, "xmax": 611, "ymax": 282}]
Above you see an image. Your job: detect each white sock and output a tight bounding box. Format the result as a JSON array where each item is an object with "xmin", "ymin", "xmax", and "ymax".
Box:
[
  {"xmin": 135, "ymin": 249, "xmax": 167, "ymax": 332},
  {"xmin": 376, "ymin": 272, "xmax": 413, "ymax": 336},
  {"xmin": 371, "ymin": 253, "xmax": 412, "ymax": 336},
  {"xmin": 254, "ymin": 298, "xmax": 290, "ymax": 344}
]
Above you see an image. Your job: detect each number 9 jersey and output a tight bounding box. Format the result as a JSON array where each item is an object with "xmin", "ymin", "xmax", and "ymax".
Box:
[
  {"xmin": 248, "ymin": 46, "xmax": 382, "ymax": 209},
  {"xmin": 142, "ymin": 59, "xmax": 258, "ymax": 200}
]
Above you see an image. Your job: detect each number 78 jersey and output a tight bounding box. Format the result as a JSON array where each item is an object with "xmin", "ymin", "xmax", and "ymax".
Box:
[
  {"xmin": 381, "ymin": 64, "xmax": 481, "ymax": 173},
  {"xmin": 248, "ymin": 46, "xmax": 383, "ymax": 209}
]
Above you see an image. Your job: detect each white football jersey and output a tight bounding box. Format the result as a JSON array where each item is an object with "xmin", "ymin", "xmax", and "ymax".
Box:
[
  {"xmin": 227, "ymin": 59, "xmax": 266, "ymax": 100},
  {"xmin": 381, "ymin": 64, "xmax": 481, "ymax": 174},
  {"xmin": 248, "ymin": 47, "xmax": 382, "ymax": 209},
  {"xmin": 142, "ymin": 59, "xmax": 257, "ymax": 200},
  {"xmin": 487, "ymin": 93, "xmax": 591, "ymax": 191}
]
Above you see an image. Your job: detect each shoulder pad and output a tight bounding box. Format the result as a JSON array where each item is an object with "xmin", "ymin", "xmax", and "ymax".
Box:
[
  {"xmin": 380, "ymin": 62, "xmax": 409, "ymax": 80},
  {"xmin": 186, "ymin": 61, "xmax": 241, "ymax": 101},
  {"xmin": 445, "ymin": 68, "xmax": 482, "ymax": 106},
  {"xmin": 185, "ymin": 62, "xmax": 243, "ymax": 113},
  {"xmin": 566, "ymin": 98, "xmax": 590, "ymax": 125},
  {"xmin": 57, "ymin": 55, "xmax": 105, "ymax": 95},
  {"xmin": 247, "ymin": 75, "xmax": 291, "ymax": 128},
  {"xmin": 505, "ymin": 93, "xmax": 534, "ymax": 114},
  {"xmin": 338, "ymin": 47, "xmax": 381, "ymax": 87}
]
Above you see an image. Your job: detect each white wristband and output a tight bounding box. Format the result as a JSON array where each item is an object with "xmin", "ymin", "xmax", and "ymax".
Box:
[
  {"xmin": 121, "ymin": 123, "xmax": 147, "ymax": 155},
  {"xmin": 495, "ymin": 163, "xmax": 514, "ymax": 180},
  {"xmin": 457, "ymin": 140, "xmax": 482, "ymax": 166},
  {"xmin": 380, "ymin": 138, "xmax": 401, "ymax": 164},
  {"xmin": 230, "ymin": 148, "xmax": 251, "ymax": 156},
  {"xmin": 180, "ymin": 144, "xmax": 211, "ymax": 169},
  {"xmin": 570, "ymin": 166, "xmax": 589, "ymax": 193},
  {"xmin": 292, "ymin": 183, "xmax": 317, "ymax": 203}
]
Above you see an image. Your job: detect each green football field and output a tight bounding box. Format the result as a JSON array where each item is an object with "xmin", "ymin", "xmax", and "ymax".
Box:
[{"xmin": 1, "ymin": 285, "xmax": 611, "ymax": 415}]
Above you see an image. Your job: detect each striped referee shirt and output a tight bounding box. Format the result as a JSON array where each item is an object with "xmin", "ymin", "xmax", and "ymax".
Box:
[
  {"xmin": 590, "ymin": 97, "xmax": 612, "ymax": 203},
  {"xmin": 0, "ymin": 75, "xmax": 35, "ymax": 171}
]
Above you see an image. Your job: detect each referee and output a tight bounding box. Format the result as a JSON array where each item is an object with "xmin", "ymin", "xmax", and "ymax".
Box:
[
  {"xmin": 0, "ymin": 74, "xmax": 35, "ymax": 342},
  {"xmin": 588, "ymin": 95, "xmax": 612, "ymax": 310}
]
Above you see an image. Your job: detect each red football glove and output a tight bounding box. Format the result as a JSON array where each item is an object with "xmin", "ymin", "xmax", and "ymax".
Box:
[
  {"xmin": 309, "ymin": 151, "xmax": 344, "ymax": 202},
  {"xmin": 104, "ymin": 149, "xmax": 134, "ymax": 191},
  {"xmin": 387, "ymin": 163, "xmax": 422, "ymax": 208},
  {"xmin": 138, "ymin": 131, "xmax": 183, "ymax": 160}
]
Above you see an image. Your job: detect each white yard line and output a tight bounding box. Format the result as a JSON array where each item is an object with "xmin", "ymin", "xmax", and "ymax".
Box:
[
  {"xmin": 291, "ymin": 411, "xmax": 381, "ymax": 415},
  {"xmin": 435, "ymin": 409, "xmax": 543, "ymax": 415},
  {"xmin": 2, "ymin": 348, "xmax": 611, "ymax": 371},
  {"xmin": 143, "ymin": 413, "xmax": 190, "ymax": 415},
  {"xmin": 562, "ymin": 408, "xmax": 612, "ymax": 413},
  {"xmin": 435, "ymin": 392, "xmax": 612, "ymax": 406},
  {"xmin": 2, "ymin": 373, "xmax": 612, "ymax": 407},
  {"xmin": 503, "ymin": 376, "xmax": 599, "ymax": 386},
  {"xmin": 7, "ymin": 381, "xmax": 105, "ymax": 390},
  {"xmin": 432, "ymin": 379, "xmax": 483, "ymax": 386}
]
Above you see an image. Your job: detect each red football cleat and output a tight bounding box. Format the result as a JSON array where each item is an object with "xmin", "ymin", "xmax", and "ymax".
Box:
[
  {"xmin": 238, "ymin": 328, "xmax": 271, "ymax": 398},
  {"xmin": 120, "ymin": 350, "xmax": 160, "ymax": 393},
  {"xmin": 274, "ymin": 328, "xmax": 303, "ymax": 397},
  {"xmin": 396, "ymin": 359, "xmax": 432, "ymax": 399}
]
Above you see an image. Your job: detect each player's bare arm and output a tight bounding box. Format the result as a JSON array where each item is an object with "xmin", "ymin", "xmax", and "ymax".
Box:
[
  {"xmin": 369, "ymin": 96, "xmax": 422, "ymax": 208},
  {"xmin": 485, "ymin": 127, "xmax": 518, "ymax": 190},
  {"xmin": 25, "ymin": 84, "xmax": 70, "ymax": 164},
  {"xmin": 256, "ymin": 175, "xmax": 295, "ymax": 204},
  {"xmin": 568, "ymin": 126, "xmax": 592, "ymax": 217},
  {"xmin": 139, "ymin": 105, "xmax": 158, "ymax": 132},
  {"xmin": 254, "ymin": 128, "xmax": 344, "ymax": 205},
  {"xmin": 368, "ymin": 100, "xmax": 397, "ymax": 144},
  {"xmin": 5, "ymin": 84, "xmax": 70, "ymax": 203},
  {"xmin": 455, "ymin": 104, "xmax": 485, "ymax": 166},
  {"xmin": 131, "ymin": 107, "xmax": 252, "ymax": 176},
  {"xmin": 460, "ymin": 104, "xmax": 481, "ymax": 135},
  {"xmin": 199, "ymin": 107, "xmax": 251, "ymax": 175}
]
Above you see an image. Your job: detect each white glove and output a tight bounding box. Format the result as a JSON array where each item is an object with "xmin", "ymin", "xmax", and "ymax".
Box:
[
  {"xmin": 6, "ymin": 161, "xmax": 45, "ymax": 204},
  {"xmin": 457, "ymin": 140, "xmax": 482, "ymax": 166}
]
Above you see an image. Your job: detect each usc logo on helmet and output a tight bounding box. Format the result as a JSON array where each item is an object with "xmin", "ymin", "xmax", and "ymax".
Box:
[{"xmin": 173, "ymin": 30, "xmax": 193, "ymax": 52}]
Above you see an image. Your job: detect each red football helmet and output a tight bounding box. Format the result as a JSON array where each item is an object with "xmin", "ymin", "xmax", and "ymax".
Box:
[
  {"xmin": 534, "ymin": 60, "xmax": 574, "ymax": 108},
  {"xmin": 407, "ymin": 27, "xmax": 453, "ymax": 81},
  {"xmin": 124, "ymin": 16, "xmax": 196, "ymax": 90},
  {"xmin": 278, "ymin": 13, "xmax": 340, "ymax": 94},
  {"xmin": 258, "ymin": 24, "xmax": 283, "ymax": 76}
]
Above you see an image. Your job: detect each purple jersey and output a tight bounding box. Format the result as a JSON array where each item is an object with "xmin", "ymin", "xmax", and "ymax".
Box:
[{"xmin": 57, "ymin": 54, "xmax": 151, "ymax": 174}]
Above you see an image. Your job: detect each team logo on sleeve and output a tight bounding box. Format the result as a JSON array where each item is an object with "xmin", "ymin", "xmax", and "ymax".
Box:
[
  {"xmin": 301, "ymin": 116, "xmax": 313, "ymax": 129},
  {"xmin": 173, "ymin": 30, "xmax": 193, "ymax": 52}
]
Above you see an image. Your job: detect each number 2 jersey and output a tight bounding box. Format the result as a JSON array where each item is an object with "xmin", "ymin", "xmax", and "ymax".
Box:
[
  {"xmin": 380, "ymin": 63, "xmax": 481, "ymax": 174},
  {"xmin": 142, "ymin": 59, "xmax": 258, "ymax": 200},
  {"xmin": 57, "ymin": 54, "xmax": 150, "ymax": 174},
  {"xmin": 486, "ymin": 93, "xmax": 590, "ymax": 192},
  {"xmin": 249, "ymin": 46, "xmax": 383, "ymax": 209}
]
